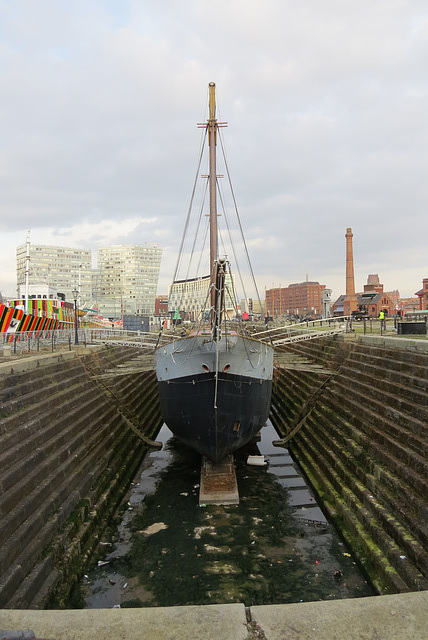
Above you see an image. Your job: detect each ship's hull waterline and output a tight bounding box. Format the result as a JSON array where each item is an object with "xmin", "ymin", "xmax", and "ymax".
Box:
[{"xmin": 156, "ymin": 334, "xmax": 274, "ymax": 463}]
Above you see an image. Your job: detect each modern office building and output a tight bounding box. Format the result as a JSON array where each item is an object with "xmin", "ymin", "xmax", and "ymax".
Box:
[
  {"xmin": 96, "ymin": 244, "xmax": 162, "ymax": 319},
  {"xmin": 168, "ymin": 273, "xmax": 236, "ymax": 321},
  {"xmin": 15, "ymin": 243, "xmax": 92, "ymax": 306}
]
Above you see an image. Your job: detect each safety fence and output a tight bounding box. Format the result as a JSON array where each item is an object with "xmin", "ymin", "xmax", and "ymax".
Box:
[
  {"xmin": 0, "ymin": 327, "xmax": 166, "ymax": 356},
  {"xmin": 253, "ymin": 315, "xmax": 414, "ymax": 344},
  {"xmin": 1, "ymin": 315, "xmax": 424, "ymax": 357}
]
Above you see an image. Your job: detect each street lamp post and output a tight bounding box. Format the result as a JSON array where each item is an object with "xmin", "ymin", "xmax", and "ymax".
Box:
[{"xmin": 72, "ymin": 288, "xmax": 79, "ymax": 345}]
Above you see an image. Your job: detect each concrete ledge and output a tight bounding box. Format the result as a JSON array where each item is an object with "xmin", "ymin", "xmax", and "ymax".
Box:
[
  {"xmin": 0, "ymin": 345, "xmax": 105, "ymax": 377},
  {"xmin": 251, "ymin": 591, "xmax": 428, "ymax": 639},
  {"xmin": 1, "ymin": 592, "xmax": 428, "ymax": 640},
  {"xmin": 0, "ymin": 603, "xmax": 248, "ymax": 640},
  {"xmin": 358, "ymin": 334, "xmax": 428, "ymax": 351}
]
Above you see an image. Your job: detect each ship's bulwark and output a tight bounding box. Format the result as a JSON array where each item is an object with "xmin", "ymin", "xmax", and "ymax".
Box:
[
  {"xmin": 156, "ymin": 334, "xmax": 274, "ymax": 462},
  {"xmin": 157, "ymin": 372, "xmax": 273, "ymax": 463}
]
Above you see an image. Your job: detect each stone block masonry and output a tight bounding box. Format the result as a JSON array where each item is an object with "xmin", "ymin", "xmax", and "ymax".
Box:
[
  {"xmin": 270, "ymin": 334, "xmax": 428, "ymax": 595},
  {"xmin": 1, "ymin": 334, "xmax": 427, "ymax": 611},
  {"xmin": 0, "ymin": 345, "xmax": 162, "ymax": 609}
]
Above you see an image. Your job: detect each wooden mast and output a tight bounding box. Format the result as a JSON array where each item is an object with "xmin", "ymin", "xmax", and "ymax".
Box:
[{"xmin": 208, "ymin": 82, "xmax": 218, "ymax": 321}]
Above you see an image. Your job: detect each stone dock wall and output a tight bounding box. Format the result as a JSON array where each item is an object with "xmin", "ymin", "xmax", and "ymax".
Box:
[
  {"xmin": 1, "ymin": 336, "xmax": 427, "ymax": 611},
  {"xmin": 0, "ymin": 345, "xmax": 161, "ymax": 609},
  {"xmin": 270, "ymin": 334, "xmax": 428, "ymax": 595}
]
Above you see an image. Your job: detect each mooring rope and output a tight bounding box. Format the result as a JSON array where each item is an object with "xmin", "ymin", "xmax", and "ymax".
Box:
[{"xmin": 78, "ymin": 351, "xmax": 162, "ymax": 448}]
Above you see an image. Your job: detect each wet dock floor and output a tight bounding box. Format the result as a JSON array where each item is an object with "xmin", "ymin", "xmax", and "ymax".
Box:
[{"xmin": 77, "ymin": 422, "xmax": 374, "ymax": 609}]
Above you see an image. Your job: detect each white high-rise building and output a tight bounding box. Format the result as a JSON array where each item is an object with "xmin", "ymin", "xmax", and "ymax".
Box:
[
  {"xmin": 168, "ymin": 273, "xmax": 236, "ymax": 322},
  {"xmin": 16, "ymin": 243, "xmax": 92, "ymax": 306},
  {"xmin": 96, "ymin": 244, "xmax": 162, "ymax": 319}
]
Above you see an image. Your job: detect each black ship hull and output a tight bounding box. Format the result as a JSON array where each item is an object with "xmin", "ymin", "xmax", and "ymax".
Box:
[{"xmin": 157, "ymin": 371, "xmax": 272, "ymax": 463}]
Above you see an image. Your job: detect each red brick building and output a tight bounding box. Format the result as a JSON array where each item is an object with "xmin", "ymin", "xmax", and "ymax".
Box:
[
  {"xmin": 415, "ymin": 277, "xmax": 428, "ymax": 310},
  {"xmin": 155, "ymin": 295, "xmax": 168, "ymax": 316},
  {"xmin": 333, "ymin": 274, "xmax": 400, "ymax": 317},
  {"xmin": 400, "ymin": 297, "xmax": 420, "ymax": 312},
  {"xmin": 265, "ymin": 281, "xmax": 326, "ymax": 318}
]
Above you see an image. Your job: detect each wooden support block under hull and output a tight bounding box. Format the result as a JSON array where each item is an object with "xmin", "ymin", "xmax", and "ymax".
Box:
[{"xmin": 199, "ymin": 455, "xmax": 239, "ymax": 506}]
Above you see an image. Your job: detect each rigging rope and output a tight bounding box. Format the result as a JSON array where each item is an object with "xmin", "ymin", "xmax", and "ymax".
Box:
[
  {"xmin": 171, "ymin": 132, "xmax": 207, "ymax": 286},
  {"xmin": 162, "ymin": 101, "xmax": 273, "ymax": 347},
  {"xmin": 218, "ymin": 128, "xmax": 274, "ymax": 344},
  {"xmin": 217, "ymin": 180, "xmax": 248, "ymax": 303}
]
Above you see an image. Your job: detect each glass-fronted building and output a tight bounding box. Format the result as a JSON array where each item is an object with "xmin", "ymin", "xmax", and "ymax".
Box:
[
  {"xmin": 168, "ymin": 273, "xmax": 236, "ymax": 321},
  {"xmin": 96, "ymin": 244, "xmax": 162, "ymax": 319},
  {"xmin": 16, "ymin": 244, "xmax": 92, "ymax": 307}
]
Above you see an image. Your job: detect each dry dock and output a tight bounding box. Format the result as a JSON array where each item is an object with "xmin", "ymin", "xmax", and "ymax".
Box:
[{"xmin": 1, "ymin": 334, "xmax": 427, "ymax": 638}]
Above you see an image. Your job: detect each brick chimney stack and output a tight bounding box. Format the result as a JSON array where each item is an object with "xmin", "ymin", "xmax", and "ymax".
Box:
[
  {"xmin": 343, "ymin": 227, "xmax": 358, "ymax": 315},
  {"xmin": 345, "ymin": 227, "xmax": 355, "ymax": 296}
]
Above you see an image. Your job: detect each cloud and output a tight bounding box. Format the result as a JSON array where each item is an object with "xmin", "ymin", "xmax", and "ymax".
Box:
[{"xmin": 0, "ymin": 0, "xmax": 426, "ymax": 302}]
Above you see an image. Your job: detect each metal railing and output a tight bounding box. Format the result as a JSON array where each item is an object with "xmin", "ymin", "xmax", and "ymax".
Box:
[
  {"xmin": 2, "ymin": 315, "xmax": 422, "ymax": 357},
  {"xmin": 253, "ymin": 317, "xmax": 347, "ymax": 345},
  {"xmin": 97, "ymin": 329, "xmax": 170, "ymax": 349},
  {"xmin": 252, "ymin": 315, "xmax": 414, "ymax": 345},
  {"xmin": 1, "ymin": 327, "xmax": 86, "ymax": 355},
  {"xmin": 0, "ymin": 327, "xmax": 171, "ymax": 355}
]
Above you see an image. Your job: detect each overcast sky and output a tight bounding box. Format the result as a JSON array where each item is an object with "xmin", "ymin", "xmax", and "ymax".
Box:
[{"xmin": 0, "ymin": 0, "xmax": 427, "ymax": 303}]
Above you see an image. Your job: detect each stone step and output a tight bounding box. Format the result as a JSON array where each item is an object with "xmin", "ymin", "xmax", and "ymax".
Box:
[
  {"xmin": 42, "ymin": 429, "xmax": 146, "ymax": 609},
  {"xmin": 0, "ymin": 345, "xmax": 161, "ymax": 608},
  {"xmin": 0, "ymin": 390, "xmax": 110, "ymax": 512},
  {"xmin": 272, "ymin": 335, "xmax": 428, "ymax": 595},
  {"xmin": 351, "ymin": 343, "xmax": 428, "ymax": 369},
  {"xmin": 5, "ymin": 554, "xmax": 57, "ymax": 609},
  {"xmin": 0, "ymin": 382, "xmax": 101, "ymax": 474},
  {"xmin": 348, "ymin": 348, "xmax": 428, "ymax": 382},
  {"xmin": 0, "ymin": 358, "xmax": 85, "ymax": 399},
  {"xmin": 0, "ymin": 397, "xmax": 120, "ymax": 539},
  {"xmin": 0, "ymin": 404, "xmax": 125, "ymax": 585},
  {"xmin": 292, "ymin": 423, "xmax": 428, "ymax": 591},
  {"xmin": 0, "ymin": 365, "xmax": 88, "ymax": 426},
  {"xmin": 111, "ymin": 370, "xmax": 156, "ymax": 407},
  {"xmin": 0, "ymin": 357, "xmax": 83, "ymax": 392},
  {"xmin": 274, "ymin": 367, "xmax": 318, "ymax": 404},
  {"xmin": 273, "ymin": 366, "xmax": 332, "ymax": 428},
  {"xmin": 125, "ymin": 376, "xmax": 158, "ymax": 419},
  {"xmin": 344, "ymin": 356, "xmax": 427, "ymax": 395},
  {"xmin": 101, "ymin": 372, "xmax": 159, "ymax": 436},
  {"xmin": 330, "ymin": 368, "xmax": 428, "ymax": 431},
  {"xmin": 86, "ymin": 346, "xmax": 142, "ymax": 375},
  {"xmin": 302, "ymin": 402, "xmax": 428, "ymax": 577},
  {"xmin": 79, "ymin": 361, "xmax": 156, "ymax": 419},
  {"xmin": 309, "ymin": 404, "xmax": 428, "ymax": 557},
  {"xmin": 338, "ymin": 364, "xmax": 428, "ymax": 420},
  {"xmin": 321, "ymin": 389, "xmax": 428, "ymax": 499},
  {"xmin": 276, "ymin": 336, "xmax": 348, "ymax": 367},
  {"xmin": 329, "ymin": 378, "xmax": 428, "ymax": 455},
  {"xmin": 93, "ymin": 366, "xmax": 161, "ymax": 446},
  {"xmin": 288, "ymin": 434, "xmax": 410, "ymax": 594},
  {"xmin": 329, "ymin": 376, "xmax": 428, "ymax": 454}
]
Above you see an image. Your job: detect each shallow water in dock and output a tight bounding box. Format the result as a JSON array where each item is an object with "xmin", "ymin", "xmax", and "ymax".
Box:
[{"xmin": 79, "ymin": 422, "xmax": 374, "ymax": 609}]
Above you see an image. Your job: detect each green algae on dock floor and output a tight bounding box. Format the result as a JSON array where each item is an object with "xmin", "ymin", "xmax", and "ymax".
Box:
[{"xmin": 80, "ymin": 425, "xmax": 373, "ymax": 609}]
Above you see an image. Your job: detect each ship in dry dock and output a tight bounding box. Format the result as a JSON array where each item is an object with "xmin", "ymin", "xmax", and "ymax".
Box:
[{"xmin": 155, "ymin": 82, "xmax": 274, "ymax": 463}]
